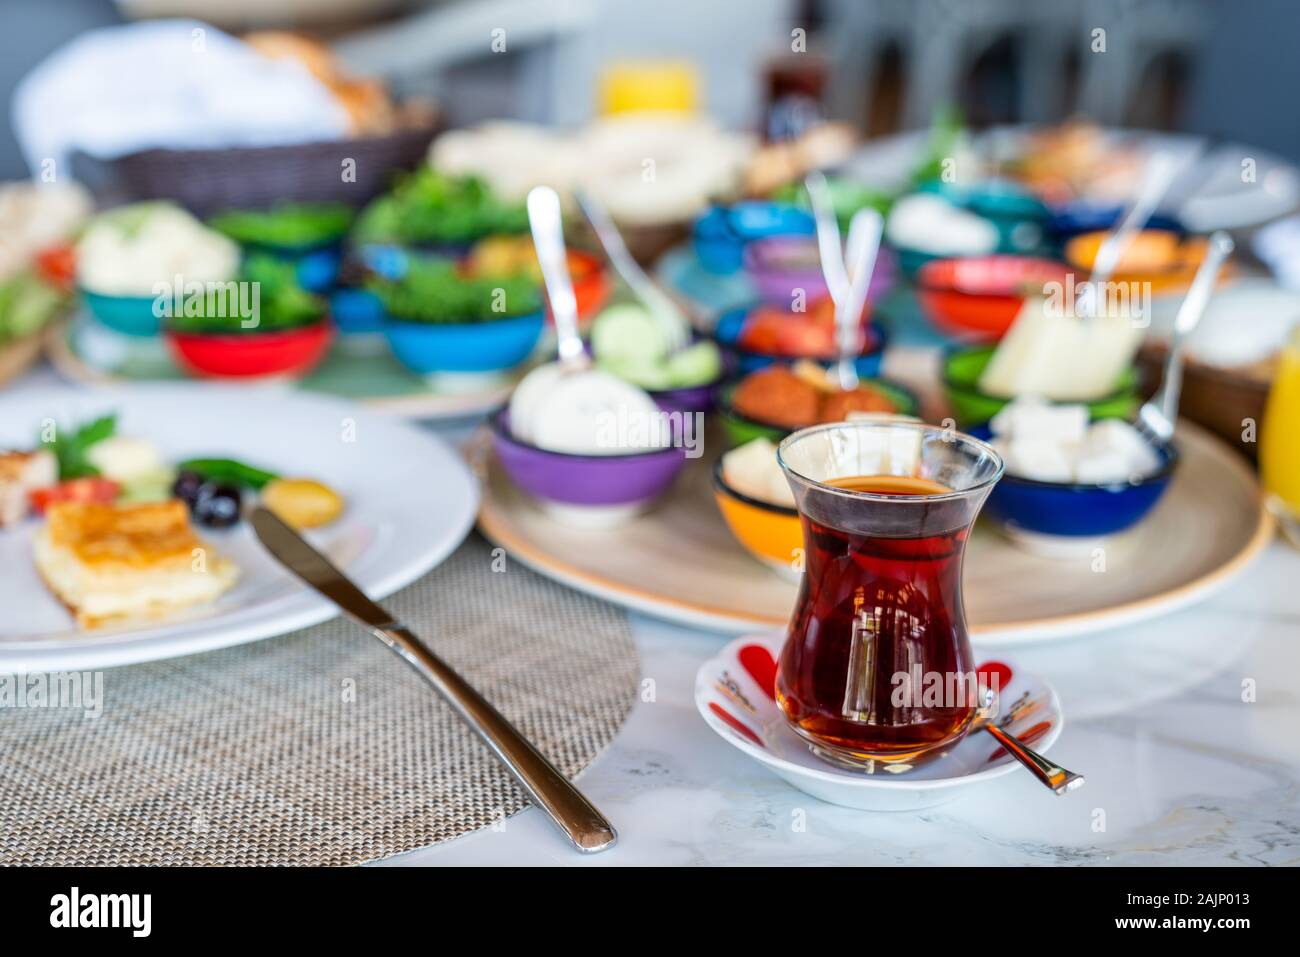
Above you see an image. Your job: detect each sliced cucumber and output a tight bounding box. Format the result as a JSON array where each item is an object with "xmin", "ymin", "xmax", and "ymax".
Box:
[
  {"xmin": 119, "ymin": 466, "xmax": 178, "ymax": 504},
  {"xmin": 597, "ymin": 355, "xmax": 675, "ymax": 391},
  {"xmin": 664, "ymin": 341, "xmax": 722, "ymax": 387},
  {"xmin": 590, "ymin": 304, "xmax": 669, "ymax": 363}
]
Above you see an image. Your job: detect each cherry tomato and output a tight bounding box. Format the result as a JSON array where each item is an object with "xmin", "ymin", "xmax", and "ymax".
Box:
[
  {"xmin": 34, "ymin": 245, "xmax": 76, "ymax": 290},
  {"xmin": 29, "ymin": 477, "xmax": 121, "ymax": 514}
]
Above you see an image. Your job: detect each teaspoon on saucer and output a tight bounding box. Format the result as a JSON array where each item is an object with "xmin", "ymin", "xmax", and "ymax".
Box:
[{"xmin": 975, "ymin": 687, "xmax": 1085, "ymax": 795}]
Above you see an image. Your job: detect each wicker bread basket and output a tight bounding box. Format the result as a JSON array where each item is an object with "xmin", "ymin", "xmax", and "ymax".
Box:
[{"xmin": 71, "ymin": 122, "xmax": 439, "ymax": 215}]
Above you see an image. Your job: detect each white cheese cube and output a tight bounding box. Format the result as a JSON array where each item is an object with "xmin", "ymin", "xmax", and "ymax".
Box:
[
  {"xmin": 1082, "ymin": 419, "xmax": 1161, "ymax": 479},
  {"xmin": 1004, "ymin": 436, "xmax": 1075, "ymax": 483},
  {"xmin": 990, "ymin": 397, "xmax": 1088, "ymax": 444},
  {"xmin": 722, "ymin": 438, "xmax": 794, "ymax": 507},
  {"xmin": 84, "ymin": 436, "xmax": 162, "ymax": 484},
  {"xmin": 1073, "ymin": 449, "xmax": 1133, "ymax": 484}
]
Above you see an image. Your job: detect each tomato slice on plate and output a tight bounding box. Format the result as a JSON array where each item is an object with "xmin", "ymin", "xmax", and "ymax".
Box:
[{"xmin": 29, "ymin": 477, "xmax": 121, "ymax": 514}]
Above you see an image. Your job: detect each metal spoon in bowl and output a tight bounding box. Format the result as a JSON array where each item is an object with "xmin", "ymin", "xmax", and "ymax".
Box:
[
  {"xmin": 805, "ymin": 173, "xmax": 884, "ymax": 392},
  {"xmin": 574, "ymin": 188, "xmax": 690, "ymax": 353},
  {"xmin": 805, "ymin": 171, "xmax": 849, "ymax": 306},
  {"xmin": 975, "ymin": 687, "xmax": 1085, "ymax": 795},
  {"xmin": 834, "ymin": 208, "xmax": 885, "ymax": 392},
  {"xmin": 517, "ymin": 187, "xmax": 661, "ymax": 446},
  {"xmin": 511, "ymin": 186, "xmax": 595, "ymax": 441},
  {"xmin": 1082, "ymin": 149, "xmax": 1189, "ymax": 319},
  {"xmin": 526, "ymin": 185, "xmax": 587, "ymax": 370},
  {"xmin": 1135, "ymin": 230, "xmax": 1234, "ymax": 446}
]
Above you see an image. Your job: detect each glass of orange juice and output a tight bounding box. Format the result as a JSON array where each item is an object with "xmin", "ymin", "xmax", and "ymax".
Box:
[{"xmin": 1260, "ymin": 324, "xmax": 1300, "ymax": 547}]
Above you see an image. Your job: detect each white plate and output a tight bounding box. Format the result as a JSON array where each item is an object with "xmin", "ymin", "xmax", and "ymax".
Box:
[
  {"xmin": 696, "ymin": 633, "xmax": 1068, "ymax": 811},
  {"xmin": 0, "ymin": 384, "xmax": 478, "ymax": 671}
]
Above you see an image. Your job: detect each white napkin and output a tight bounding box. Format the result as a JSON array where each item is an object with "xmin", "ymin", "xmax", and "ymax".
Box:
[
  {"xmin": 11, "ymin": 19, "xmax": 351, "ymax": 175},
  {"xmin": 1254, "ymin": 215, "xmax": 1300, "ymax": 292}
]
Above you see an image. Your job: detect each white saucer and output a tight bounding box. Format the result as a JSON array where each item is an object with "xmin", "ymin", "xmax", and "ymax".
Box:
[{"xmin": 695, "ymin": 632, "xmax": 1068, "ymax": 811}]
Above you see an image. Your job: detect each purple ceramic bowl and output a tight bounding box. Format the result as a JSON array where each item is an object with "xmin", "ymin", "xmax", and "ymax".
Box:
[
  {"xmin": 489, "ymin": 408, "xmax": 688, "ymax": 520},
  {"xmin": 743, "ymin": 236, "xmax": 896, "ymax": 306},
  {"xmin": 589, "ymin": 331, "xmax": 726, "ymax": 415},
  {"xmin": 648, "ymin": 372, "xmax": 726, "ymax": 414}
]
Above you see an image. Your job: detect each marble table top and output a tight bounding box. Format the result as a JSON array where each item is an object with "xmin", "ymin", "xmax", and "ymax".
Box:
[
  {"xmin": 10, "ymin": 366, "xmax": 1295, "ymax": 865},
  {"xmin": 385, "ymin": 536, "xmax": 1300, "ymax": 866}
]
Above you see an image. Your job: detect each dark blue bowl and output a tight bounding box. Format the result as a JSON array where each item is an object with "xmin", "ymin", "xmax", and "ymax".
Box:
[
  {"xmin": 712, "ymin": 304, "xmax": 887, "ymax": 377},
  {"xmin": 383, "ymin": 310, "xmax": 545, "ymax": 374},
  {"xmin": 692, "ymin": 202, "xmax": 816, "ymax": 275},
  {"xmin": 971, "ymin": 425, "xmax": 1178, "ymax": 538},
  {"xmin": 1046, "ymin": 201, "xmax": 1183, "ymax": 243}
]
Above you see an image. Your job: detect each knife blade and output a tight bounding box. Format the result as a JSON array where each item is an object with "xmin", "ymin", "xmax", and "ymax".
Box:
[
  {"xmin": 251, "ymin": 507, "xmax": 397, "ymax": 630},
  {"xmin": 250, "ymin": 506, "xmax": 618, "ymax": 853}
]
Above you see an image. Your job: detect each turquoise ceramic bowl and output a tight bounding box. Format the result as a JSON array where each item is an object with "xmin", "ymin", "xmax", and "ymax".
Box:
[{"xmin": 81, "ymin": 289, "xmax": 164, "ymax": 337}]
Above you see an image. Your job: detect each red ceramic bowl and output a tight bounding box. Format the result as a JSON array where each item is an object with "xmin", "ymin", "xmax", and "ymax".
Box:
[
  {"xmin": 569, "ymin": 250, "xmax": 611, "ymax": 322},
  {"xmin": 167, "ymin": 320, "xmax": 334, "ymax": 379},
  {"xmin": 536, "ymin": 250, "xmax": 609, "ymax": 327},
  {"xmin": 916, "ymin": 255, "xmax": 1073, "ymax": 342}
]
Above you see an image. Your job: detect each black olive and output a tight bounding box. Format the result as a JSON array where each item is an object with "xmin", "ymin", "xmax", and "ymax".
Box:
[
  {"xmin": 193, "ymin": 482, "xmax": 243, "ymax": 528},
  {"xmin": 172, "ymin": 469, "xmax": 206, "ymax": 506}
]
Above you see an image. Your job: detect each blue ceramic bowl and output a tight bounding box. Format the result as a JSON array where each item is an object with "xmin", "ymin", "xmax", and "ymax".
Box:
[
  {"xmin": 970, "ymin": 425, "xmax": 1178, "ymax": 539},
  {"xmin": 358, "ymin": 242, "xmax": 475, "ymax": 280},
  {"xmin": 692, "ymin": 203, "xmax": 816, "ymax": 275},
  {"xmin": 245, "ymin": 241, "xmax": 343, "ymax": 292},
  {"xmin": 712, "ymin": 304, "xmax": 887, "ymax": 377},
  {"xmin": 329, "ymin": 288, "xmax": 387, "ymax": 335},
  {"xmin": 81, "ymin": 289, "xmax": 164, "ymax": 337},
  {"xmin": 384, "ymin": 311, "xmax": 545, "ymax": 374}
]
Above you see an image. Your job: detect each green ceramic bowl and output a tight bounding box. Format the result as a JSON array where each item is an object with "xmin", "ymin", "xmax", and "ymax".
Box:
[
  {"xmin": 942, "ymin": 345, "xmax": 1139, "ymax": 427},
  {"xmin": 717, "ymin": 378, "xmax": 921, "ymax": 448}
]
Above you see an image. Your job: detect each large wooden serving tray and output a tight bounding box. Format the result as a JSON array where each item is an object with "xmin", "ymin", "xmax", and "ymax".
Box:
[{"xmin": 472, "ymin": 420, "xmax": 1272, "ymax": 646}]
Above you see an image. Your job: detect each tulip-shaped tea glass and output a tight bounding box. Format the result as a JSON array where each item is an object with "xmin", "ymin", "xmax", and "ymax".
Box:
[{"xmin": 776, "ymin": 421, "xmax": 1004, "ymax": 770}]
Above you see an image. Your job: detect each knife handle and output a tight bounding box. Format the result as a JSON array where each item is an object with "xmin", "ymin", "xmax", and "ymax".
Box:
[{"xmin": 373, "ymin": 624, "xmax": 618, "ymax": 853}]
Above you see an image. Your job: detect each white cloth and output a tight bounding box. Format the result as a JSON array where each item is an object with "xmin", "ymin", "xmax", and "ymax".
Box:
[
  {"xmin": 1254, "ymin": 215, "xmax": 1300, "ymax": 292},
  {"xmin": 11, "ymin": 19, "xmax": 351, "ymax": 175}
]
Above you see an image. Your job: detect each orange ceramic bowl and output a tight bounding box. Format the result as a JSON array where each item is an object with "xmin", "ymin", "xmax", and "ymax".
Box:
[
  {"xmin": 1064, "ymin": 230, "xmax": 1226, "ymax": 297},
  {"xmin": 711, "ymin": 459, "xmax": 803, "ymax": 580}
]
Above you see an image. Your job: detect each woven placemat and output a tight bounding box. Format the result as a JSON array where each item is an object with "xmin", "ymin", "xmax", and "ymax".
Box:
[{"xmin": 0, "ymin": 534, "xmax": 638, "ymax": 866}]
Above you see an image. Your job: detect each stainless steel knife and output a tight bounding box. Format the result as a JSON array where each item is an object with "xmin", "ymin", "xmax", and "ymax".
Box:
[{"xmin": 250, "ymin": 506, "xmax": 618, "ymax": 853}]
